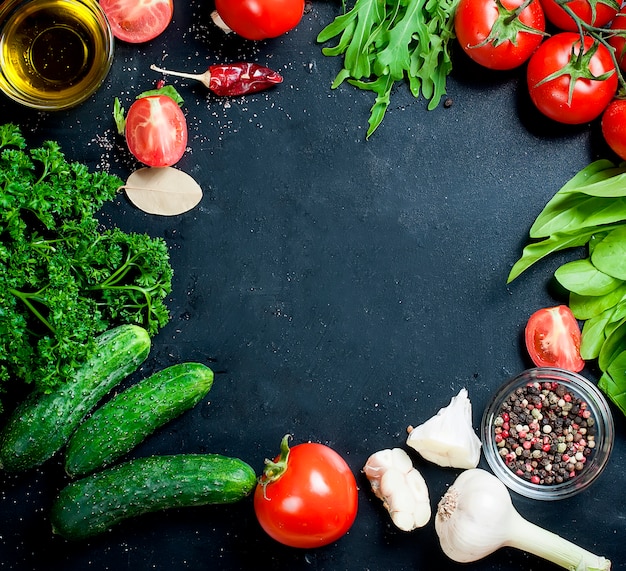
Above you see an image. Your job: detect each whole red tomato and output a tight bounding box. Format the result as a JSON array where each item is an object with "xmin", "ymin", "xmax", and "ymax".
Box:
[
  {"xmin": 526, "ymin": 32, "xmax": 617, "ymax": 124},
  {"xmin": 525, "ymin": 305, "xmax": 585, "ymax": 372},
  {"xmin": 602, "ymin": 99, "xmax": 626, "ymax": 160},
  {"xmin": 214, "ymin": 0, "xmax": 305, "ymax": 41},
  {"xmin": 253, "ymin": 435, "xmax": 358, "ymax": 548},
  {"xmin": 608, "ymin": 13, "xmax": 626, "ymax": 72},
  {"xmin": 540, "ymin": 0, "xmax": 618, "ymax": 31},
  {"xmin": 455, "ymin": 0, "xmax": 546, "ymax": 70},
  {"xmin": 124, "ymin": 94, "xmax": 188, "ymax": 167}
]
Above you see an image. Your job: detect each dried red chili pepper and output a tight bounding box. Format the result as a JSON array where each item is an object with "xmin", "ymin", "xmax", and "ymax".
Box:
[{"xmin": 150, "ymin": 62, "xmax": 283, "ymax": 96}]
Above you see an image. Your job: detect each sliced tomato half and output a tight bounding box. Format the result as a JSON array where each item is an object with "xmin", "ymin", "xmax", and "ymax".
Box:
[
  {"xmin": 525, "ymin": 305, "xmax": 585, "ymax": 372},
  {"xmin": 99, "ymin": 0, "xmax": 174, "ymax": 43}
]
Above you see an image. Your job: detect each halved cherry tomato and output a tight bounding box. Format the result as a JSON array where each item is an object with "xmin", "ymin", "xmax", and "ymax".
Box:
[
  {"xmin": 214, "ymin": 0, "xmax": 304, "ymax": 41},
  {"xmin": 602, "ymin": 98, "xmax": 626, "ymax": 160},
  {"xmin": 454, "ymin": 0, "xmax": 546, "ymax": 70},
  {"xmin": 525, "ymin": 305, "xmax": 585, "ymax": 372},
  {"xmin": 539, "ymin": 0, "xmax": 618, "ymax": 31},
  {"xmin": 124, "ymin": 95, "xmax": 187, "ymax": 167},
  {"xmin": 253, "ymin": 435, "xmax": 358, "ymax": 549},
  {"xmin": 99, "ymin": 0, "xmax": 173, "ymax": 43},
  {"xmin": 526, "ymin": 32, "xmax": 617, "ymax": 124}
]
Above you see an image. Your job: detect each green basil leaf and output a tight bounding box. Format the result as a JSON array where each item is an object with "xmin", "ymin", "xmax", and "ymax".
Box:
[{"xmin": 554, "ymin": 258, "xmax": 623, "ymax": 296}]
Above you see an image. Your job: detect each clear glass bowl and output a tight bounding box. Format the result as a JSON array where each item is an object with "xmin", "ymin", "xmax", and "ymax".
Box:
[
  {"xmin": 0, "ymin": 0, "xmax": 114, "ymax": 110},
  {"xmin": 481, "ymin": 367, "xmax": 614, "ymax": 500}
]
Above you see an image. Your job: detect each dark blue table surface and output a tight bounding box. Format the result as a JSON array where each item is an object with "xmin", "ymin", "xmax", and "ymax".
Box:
[{"xmin": 0, "ymin": 1, "xmax": 624, "ymax": 570}]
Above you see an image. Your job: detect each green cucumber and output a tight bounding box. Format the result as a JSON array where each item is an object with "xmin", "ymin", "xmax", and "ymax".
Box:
[
  {"xmin": 50, "ymin": 454, "xmax": 257, "ymax": 540},
  {"xmin": 0, "ymin": 325, "xmax": 151, "ymax": 473},
  {"xmin": 65, "ymin": 362, "xmax": 214, "ymax": 477}
]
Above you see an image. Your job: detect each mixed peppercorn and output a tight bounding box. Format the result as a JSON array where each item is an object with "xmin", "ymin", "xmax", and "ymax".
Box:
[{"xmin": 493, "ymin": 381, "xmax": 596, "ymax": 485}]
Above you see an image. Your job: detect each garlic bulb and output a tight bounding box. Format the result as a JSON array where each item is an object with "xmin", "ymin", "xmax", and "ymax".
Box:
[
  {"xmin": 435, "ymin": 468, "xmax": 611, "ymax": 570},
  {"xmin": 363, "ymin": 448, "xmax": 431, "ymax": 531},
  {"xmin": 406, "ymin": 388, "xmax": 481, "ymax": 469}
]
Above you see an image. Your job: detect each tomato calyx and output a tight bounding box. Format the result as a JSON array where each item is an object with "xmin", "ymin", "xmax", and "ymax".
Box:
[
  {"xmin": 534, "ymin": 37, "xmax": 616, "ymax": 105},
  {"xmin": 258, "ymin": 433, "xmax": 292, "ymax": 497},
  {"xmin": 473, "ymin": 0, "xmax": 547, "ymax": 49}
]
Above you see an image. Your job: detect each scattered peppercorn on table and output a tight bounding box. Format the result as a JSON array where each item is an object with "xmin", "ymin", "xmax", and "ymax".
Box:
[{"xmin": 0, "ymin": 1, "xmax": 624, "ymax": 570}]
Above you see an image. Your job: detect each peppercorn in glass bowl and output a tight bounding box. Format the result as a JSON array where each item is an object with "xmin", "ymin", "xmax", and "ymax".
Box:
[{"xmin": 481, "ymin": 367, "xmax": 614, "ymax": 501}]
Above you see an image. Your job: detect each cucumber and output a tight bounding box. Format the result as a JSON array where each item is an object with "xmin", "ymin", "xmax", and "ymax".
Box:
[
  {"xmin": 50, "ymin": 454, "xmax": 257, "ymax": 540},
  {"xmin": 0, "ymin": 325, "xmax": 151, "ymax": 473},
  {"xmin": 65, "ymin": 362, "xmax": 214, "ymax": 477}
]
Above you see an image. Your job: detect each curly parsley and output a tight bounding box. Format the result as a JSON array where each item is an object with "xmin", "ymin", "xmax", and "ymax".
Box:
[{"xmin": 0, "ymin": 124, "xmax": 173, "ymax": 410}]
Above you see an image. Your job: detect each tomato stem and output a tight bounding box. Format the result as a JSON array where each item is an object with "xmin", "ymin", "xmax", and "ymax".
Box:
[
  {"xmin": 555, "ymin": 0, "xmax": 626, "ymax": 92},
  {"xmin": 258, "ymin": 434, "xmax": 292, "ymax": 497}
]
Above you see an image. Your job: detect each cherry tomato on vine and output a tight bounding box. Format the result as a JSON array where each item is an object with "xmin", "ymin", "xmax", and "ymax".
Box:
[
  {"xmin": 526, "ymin": 32, "xmax": 617, "ymax": 124},
  {"xmin": 253, "ymin": 435, "xmax": 358, "ymax": 548},
  {"xmin": 539, "ymin": 0, "xmax": 618, "ymax": 31},
  {"xmin": 525, "ymin": 305, "xmax": 585, "ymax": 372},
  {"xmin": 602, "ymin": 99, "xmax": 626, "ymax": 160},
  {"xmin": 214, "ymin": 0, "xmax": 305, "ymax": 41},
  {"xmin": 608, "ymin": 13, "xmax": 626, "ymax": 72},
  {"xmin": 99, "ymin": 0, "xmax": 173, "ymax": 43},
  {"xmin": 454, "ymin": 0, "xmax": 546, "ymax": 70},
  {"xmin": 124, "ymin": 94, "xmax": 188, "ymax": 167}
]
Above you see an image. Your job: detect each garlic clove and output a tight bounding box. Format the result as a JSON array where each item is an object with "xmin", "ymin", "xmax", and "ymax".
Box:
[
  {"xmin": 363, "ymin": 448, "xmax": 431, "ymax": 532},
  {"xmin": 406, "ymin": 387, "xmax": 481, "ymax": 469}
]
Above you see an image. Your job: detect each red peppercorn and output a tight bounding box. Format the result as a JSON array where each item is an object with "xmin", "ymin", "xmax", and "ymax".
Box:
[{"xmin": 531, "ymin": 475, "xmax": 541, "ymax": 484}]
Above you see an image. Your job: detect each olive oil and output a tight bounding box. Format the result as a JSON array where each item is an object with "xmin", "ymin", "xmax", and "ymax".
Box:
[{"xmin": 0, "ymin": 0, "xmax": 113, "ymax": 109}]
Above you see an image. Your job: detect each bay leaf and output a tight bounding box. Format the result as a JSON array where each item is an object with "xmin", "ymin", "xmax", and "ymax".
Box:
[{"xmin": 123, "ymin": 167, "xmax": 202, "ymax": 215}]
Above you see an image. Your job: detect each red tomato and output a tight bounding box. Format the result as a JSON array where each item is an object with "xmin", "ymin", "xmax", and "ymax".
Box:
[
  {"xmin": 602, "ymin": 98, "xmax": 626, "ymax": 160},
  {"xmin": 608, "ymin": 13, "xmax": 626, "ymax": 72},
  {"xmin": 526, "ymin": 32, "xmax": 617, "ymax": 124},
  {"xmin": 124, "ymin": 95, "xmax": 187, "ymax": 167},
  {"xmin": 525, "ymin": 305, "xmax": 585, "ymax": 372},
  {"xmin": 214, "ymin": 0, "xmax": 304, "ymax": 41},
  {"xmin": 540, "ymin": 0, "xmax": 617, "ymax": 31},
  {"xmin": 253, "ymin": 435, "xmax": 358, "ymax": 548},
  {"xmin": 454, "ymin": 0, "xmax": 546, "ymax": 70},
  {"xmin": 99, "ymin": 0, "xmax": 173, "ymax": 43}
]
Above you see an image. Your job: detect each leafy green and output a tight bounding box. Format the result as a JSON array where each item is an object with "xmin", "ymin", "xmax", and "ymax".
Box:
[
  {"xmin": 317, "ymin": 0, "xmax": 458, "ymax": 138},
  {"xmin": 0, "ymin": 124, "xmax": 173, "ymax": 411},
  {"xmin": 509, "ymin": 159, "xmax": 626, "ymax": 417}
]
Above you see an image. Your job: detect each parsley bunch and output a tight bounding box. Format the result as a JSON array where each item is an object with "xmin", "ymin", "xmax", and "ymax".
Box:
[{"xmin": 0, "ymin": 124, "xmax": 173, "ymax": 409}]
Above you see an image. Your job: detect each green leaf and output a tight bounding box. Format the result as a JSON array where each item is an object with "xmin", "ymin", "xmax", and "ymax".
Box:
[
  {"xmin": 529, "ymin": 160, "xmax": 626, "ymax": 238},
  {"xmin": 600, "ymin": 353, "xmax": 626, "ymax": 416},
  {"xmin": 591, "ymin": 226, "xmax": 626, "ymax": 280},
  {"xmin": 113, "ymin": 98, "xmax": 126, "ymax": 136},
  {"xmin": 554, "ymin": 258, "xmax": 623, "ymax": 296},
  {"xmin": 137, "ymin": 85, "xmax": 184, "ymax": 107},
  {"xmin": 598, "ymin": 316, "xmax": 626, "ymax": 371},
  {"xmin": 569, "ymin": 283, "xmax": 626, "ymax": 320},
  {"xmin": 580, "ymin": 308, "xmax": 611, "ymax": 359},
  {"xmin": 507, "ymin": 226, "xmax": 603, "ymax": 282}
]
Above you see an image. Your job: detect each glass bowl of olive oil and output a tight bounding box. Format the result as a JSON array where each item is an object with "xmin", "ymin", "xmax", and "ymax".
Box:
[{"xmin": 0, "ymin": 0, "xmax": 114, "ymax": 110}]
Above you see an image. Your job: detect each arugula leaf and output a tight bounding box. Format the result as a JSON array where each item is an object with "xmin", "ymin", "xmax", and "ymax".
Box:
[
  {"xmin": 0, "ymin": 124, "xmax": 173, "ymax": 411},
  {"xmin": 318, "ymin": 0, "xmax": 458, "ymax": 138}
]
